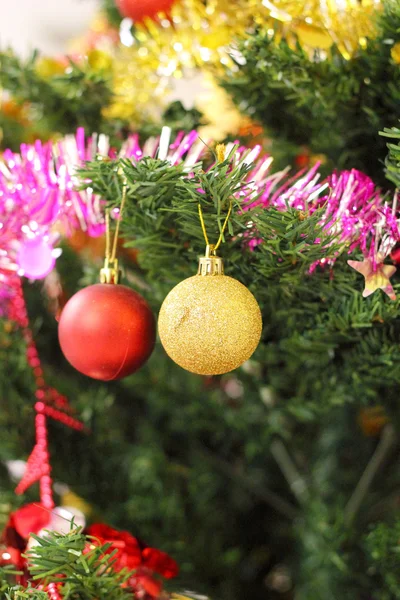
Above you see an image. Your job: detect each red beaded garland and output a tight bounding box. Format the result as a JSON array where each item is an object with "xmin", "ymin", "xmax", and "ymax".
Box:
[
  {"xmin": 47, "ymin": 583, "xmax": 62, "ymax": 600},
  {"xmin": 5, "ymin": 273, "xmax": 84, "ymax": 509},
  {"xmin": 115, "ymin": 0, "xmax": 176, "ymax": 22},
  {"xmin": 58, "ymin": 283, "xmax": 155, "ymax": 381}
]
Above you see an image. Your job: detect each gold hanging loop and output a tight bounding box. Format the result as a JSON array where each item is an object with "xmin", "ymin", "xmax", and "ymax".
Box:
[
  {"xmin": 197, "ymin": 203, "xmax": 232, "ymax": 276},
  {"xmin": 100, "ymin": 171, "xmax": 128, "ymax": 284},
  {"xmin": 197, "ymin": 144, "xmax": 232, "ymax": 276},
  {"xmin": 197, "ymin": 200, "xmax": 232, "ymax": 254}
]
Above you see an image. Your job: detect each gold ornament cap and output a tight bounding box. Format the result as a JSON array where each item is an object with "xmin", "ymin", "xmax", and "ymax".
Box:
[
  {"xmin": 100, "ymin": 257, "xmax": 121, "ymax": 284},
  {"xmin": 197, "ymin": 245, "xmax": 224, "ymax": 276}
]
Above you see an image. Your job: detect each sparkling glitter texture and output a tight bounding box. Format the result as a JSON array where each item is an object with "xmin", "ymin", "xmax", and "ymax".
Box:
[{"xmin": 158, "ymin": 273, "xmax": 262, "ymax": 376}]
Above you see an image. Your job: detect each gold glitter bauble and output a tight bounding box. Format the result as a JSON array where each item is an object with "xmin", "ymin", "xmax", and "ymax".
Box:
[{"xmin": 158, "ymin": 272, "xmax": 262, "ymax": 376}]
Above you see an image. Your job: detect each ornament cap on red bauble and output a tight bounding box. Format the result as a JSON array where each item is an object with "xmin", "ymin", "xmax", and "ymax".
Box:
[
  {"xmin": 115, "ymin": 0, "xmax": 176, "ymax": 22},
  {"xmin": 58, "ymin": 283, "xmax": 155, "ymax": 381}
]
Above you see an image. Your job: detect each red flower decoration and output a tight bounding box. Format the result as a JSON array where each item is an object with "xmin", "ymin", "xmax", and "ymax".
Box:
[
  {"xmin": 0, "ymin": 545, "xmax": 25, "ymax": 570},
  {"xmin": 3, "ymin": 503, "xmax": 50, "ymax": 549},
  {"xmin": 86, "ymin": 523, "xmax": 142, "ymax": 571},
  {"xmin": 86, "ymin": 523, "xmax": 179, "ymax": 586},
  {"xmin": 129, "ymin": 568, "xmax": 163, "ymax": 598},
  {"xmin": 142, "ymin": 547, "xmax": 179, "ymax": 579},
  {"xmin": 0, "ymin": 513, "xmax": 178, "ymax": 599},
  {"xmin": 0, "ymin": 503, "xmax": 51, "ymax": 585}
]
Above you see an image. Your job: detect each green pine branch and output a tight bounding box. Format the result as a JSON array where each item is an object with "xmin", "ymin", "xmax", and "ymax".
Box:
[
  {"xmin": 364, "ymin": 519, "xmax": 400, "ymax": 599},
  {"xmin": 380, "ymin": 124, "xmax": 400, "ymax": 188},
  {"xmin": 219, "ymin": 0, "xmax": 400, "ymax": 183},
  {"xmin": 76, "ymin": 149, "xmax": 400, "ymax": 424},
  {"xmin": 25, "ymin": 529, "xmax": 131, "ymax": 600},
  {"xmin": 6, "ymin": 587, "xmax": 49, "ymax": 600},
  {"xmin": 0, "ymin": 50, "xmax": 118, "ymax": 146},
  {"xmin": 78, "ymin": 151, "xmax": 337, "ymax": 280},
  {"xmin": 0, "ymin": 566, "xmax": 23, "ymax": 595},
  {"xmin": 0, "ymin": 51, "xmax": 206, "ymax": 151},
  {"xmin": 101, "ymin": 0, "xmax": 124, "ymax": 28}
]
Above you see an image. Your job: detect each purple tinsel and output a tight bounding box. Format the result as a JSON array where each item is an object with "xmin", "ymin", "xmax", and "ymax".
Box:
[
  {"xmin": 232, "ymin": 146, "xmax": 399, "ymax": 271},
  {"xmin": 0, "ymin": 128, "xmax": 397, "ymax": 284}
]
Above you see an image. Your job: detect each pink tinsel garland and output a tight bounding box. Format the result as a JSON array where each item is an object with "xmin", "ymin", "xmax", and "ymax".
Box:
[{"xmin": 0, "ymin": 128, "xmax": 397, "ymax": 284}]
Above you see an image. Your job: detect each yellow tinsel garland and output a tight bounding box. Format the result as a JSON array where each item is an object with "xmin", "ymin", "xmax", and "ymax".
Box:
[{"xmin": 74, "ymin": 0, "xmax": 382, "ymax": 125}]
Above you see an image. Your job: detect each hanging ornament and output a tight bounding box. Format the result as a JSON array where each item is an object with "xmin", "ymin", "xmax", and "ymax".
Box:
[
  {"xmin": 58, "ymin": 179, "xmax": 156, "ymax": 381},
  {"xmin": 346, "ymin": 199, "xmax": 399, "ymax": 302},
  {"xmin": 348, "ymin": 256, "xmax": 396, "ymax": 300},
  {"xmin": 17, "ymin": 236, "xmax": 56, "ymax": 280},
  {"xmin": 158, "ymin": 246, "xmax": 262, "ymax": 375},
  {"xmin": 158, "ymin": 191, "xmax": 262, "ymax": 376},
  {"xmin": 58, "ymin": 283, "xmax": 155, "ymax": 380},
  {"xmin": 115, "ymin": 0, "xmax": 176, "ymax": 22},
  {"xmin": 358, "ymin": 406, "xmax": 389, "ymax": 437}
]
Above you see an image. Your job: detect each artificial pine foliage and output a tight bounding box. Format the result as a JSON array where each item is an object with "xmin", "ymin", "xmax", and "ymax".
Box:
[
  {"xmin": 365, "ymin": 519, "xmax": 400, "ymax": 599},
  {"xmin": 382, "ymin": 124, "xmax": 400, "ymax": 189},
  {"xmin": 0, "ymin": 51, "xmax": 116, "ymax": 148},
  {"xmin": 27, "ymin": 530, "xmax": 130, "ymax": 600},
  {"xmin": 0, "ymin": 142, "xmax": 400, "ymax": 598},
  {"xmin": 0, "ymin": 52, "xmax": 206, "ymax": 151},
  {"xmin": 2, "ymin": 2, "xmax": 400, "ymax": 599},
  {"xmin": 220, "ymin": 0, "xmax": 400, "ymax": 182}
]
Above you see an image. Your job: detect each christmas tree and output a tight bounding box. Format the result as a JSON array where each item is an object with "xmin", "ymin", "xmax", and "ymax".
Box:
[{"xmin": 1, "ymin": 1, "xmax": 400, "ymax": 599}]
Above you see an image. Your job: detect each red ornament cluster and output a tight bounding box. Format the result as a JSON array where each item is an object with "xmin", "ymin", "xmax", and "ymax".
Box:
[
  {"xmin": 87, "ymin": 523, "xmax": 178, "ymax": 577},
  {"xmin": 87, "ymin": 523, "xmax": 178, "ymax": 598},
  {"xmin": 1, "ymin": 505, "xmax": 178, "ymax": 600}
]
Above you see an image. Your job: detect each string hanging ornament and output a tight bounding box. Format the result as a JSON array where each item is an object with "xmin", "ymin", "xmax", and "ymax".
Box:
[
  {"xmin": 158, "ymin": 145, "xmax": 262, "ymax": 376},
  {"xmin": 58, "ymin": 175, "xmax": 156, "ymax": 381}
]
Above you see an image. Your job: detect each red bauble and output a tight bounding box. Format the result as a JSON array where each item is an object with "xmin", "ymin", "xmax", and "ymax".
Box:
[
  {"xmin": 115, "ymin": 0, "xmax": 176, "ymax": 22},
  {"xmin": 58, "ymin": 284, "xmax": 155, "ymax": 381}
]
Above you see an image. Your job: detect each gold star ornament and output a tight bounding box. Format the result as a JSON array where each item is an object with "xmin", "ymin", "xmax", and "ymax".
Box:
[{"xmin": 348, "ymin": 257, "xmax": 396, "ymax": 300}]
